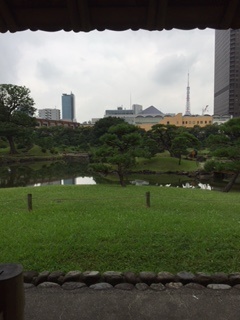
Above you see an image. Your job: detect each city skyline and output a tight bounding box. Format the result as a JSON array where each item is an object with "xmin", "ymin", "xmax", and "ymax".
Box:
[{"xmin": 0, "ymin": 29, "xmax": 214, "ymax": 123}]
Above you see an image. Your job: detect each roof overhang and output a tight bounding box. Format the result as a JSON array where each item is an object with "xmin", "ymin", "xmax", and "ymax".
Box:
[{"xmin": 1, "ymin": 0, "xmax": 240, "ymax": 34}]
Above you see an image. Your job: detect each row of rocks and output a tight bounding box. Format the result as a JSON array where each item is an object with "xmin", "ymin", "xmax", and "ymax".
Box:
[
  {"xmin": 25, "ymin": 281, "xmax": 238, "ymax": 291},
  {"xmin": 23, "ymin": 270, "xmax": 240, "ymax": 288}
]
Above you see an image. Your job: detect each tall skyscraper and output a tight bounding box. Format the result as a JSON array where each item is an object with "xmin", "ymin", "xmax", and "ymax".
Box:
[
  {"xmin": 62, "ymin": 93, "xmax": 75, "ymax": 121},
  {"xmin": 184, "ymin": 72, "xmax": 191, "ymax": 116},
  {"xmin": 214, "ymin": 29, "xmax": 240, "ymax": 117}
]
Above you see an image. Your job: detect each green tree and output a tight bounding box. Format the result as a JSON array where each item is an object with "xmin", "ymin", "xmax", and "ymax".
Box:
[
  {"xmin": 91, "ymin": 123, "xmax": 150, "ymax": 187},
  {"xmin": 170, "ymin": 133, "xmax": 200, "ymax": 165},
  {"xmin": 188, "ymin": 123, "xmax": 219, "ymax": 147},
  {"xmin": 204, "ymin": 118, "xmax": 240, "ymax": 192},
  {"xmin": 33, "ymin": 125, "xmax": 93, "ymax": 152},
  {"xmin": 148, "ymin": 124, "xmax": 179, "ymax": 155},
  {"xmin": 32, "ymin": 127, "xmax": 55, "ymax": 151},
  {"xmin": 91, "ymin": 117, "xmax": 125, "ymax": 145},
  {"xmin": 0, "ymin": 84, "xmax": 36, "ymax": 154},
  {"xmin": 205, "ymin": 133, "xmax": 230, "ymax": 151}
]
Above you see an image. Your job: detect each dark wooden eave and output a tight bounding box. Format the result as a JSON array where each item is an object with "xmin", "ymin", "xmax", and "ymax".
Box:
[{"xmin": 0, "ymin": 0, "xmax": 240, "ymax": 33}]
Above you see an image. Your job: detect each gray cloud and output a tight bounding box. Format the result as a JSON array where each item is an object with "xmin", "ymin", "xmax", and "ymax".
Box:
[
  {"xmin": 36, "ymin": 59, "xmax": 62, "ymax": 80},
  {"xmin": 0, "ymin": 36, "xmax": 21, "ymax": 83},
  {"xmin": 152, "ymin": 54, "xmax": 191, "ymax": 86},
  {"xmin": 0, "ymin": 29, "xmax": 215, "ymax": 121}
]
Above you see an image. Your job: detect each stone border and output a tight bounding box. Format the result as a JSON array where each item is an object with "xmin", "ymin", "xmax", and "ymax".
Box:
[{"xmin": 23, "ymin": 271, "xmax": 240, "ymax": 290}]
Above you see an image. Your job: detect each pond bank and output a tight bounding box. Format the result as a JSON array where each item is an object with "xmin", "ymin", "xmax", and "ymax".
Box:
[
  {"xmin": 129, "ymin": 169, "xmax": 213, "ymax": 180},
  {"xmin": 0, "ymin": 153, "xmax": 89, "ymax": 164}
]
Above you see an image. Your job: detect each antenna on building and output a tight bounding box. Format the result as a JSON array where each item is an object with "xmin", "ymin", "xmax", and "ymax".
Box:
[
  {"xmin": 130, "ymin": 92, "xmax": 132, "ymax": 109},
  {"xmin": 202, "ymin": 105, "xmax": 209, "ymax": 115},
  {"xmin": 184, "ymin": 72, "xmax": 191, "ymax": 116}
]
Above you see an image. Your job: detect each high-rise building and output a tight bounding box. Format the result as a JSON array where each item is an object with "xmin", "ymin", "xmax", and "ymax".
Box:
[
  {"xmin": 214, "ymin": 29, "xmax": 240, "ymax": 117},
  {"xmin": 38, "ymin": 108, "xmax": 60, "ymax": 120},
  {"xmin": 62, "ymin": 93, "xmax": 76, "ymax": 121},
  {"xmin": 184, "ymin": 73, "xmax": 191, "ymax": 116}
]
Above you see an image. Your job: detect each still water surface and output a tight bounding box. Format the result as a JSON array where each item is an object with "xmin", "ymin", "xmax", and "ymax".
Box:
[{"xmin": 0, "ymin": 160, "xmax": 237, "ymax": 191}]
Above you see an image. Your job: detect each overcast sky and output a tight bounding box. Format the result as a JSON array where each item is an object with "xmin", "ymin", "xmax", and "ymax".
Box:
[{"xmin": 0, "ymin": 28, "xmax": 215, "ymax": 123}]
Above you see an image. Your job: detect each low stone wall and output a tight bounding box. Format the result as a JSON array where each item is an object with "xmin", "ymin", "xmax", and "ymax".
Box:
[{"xmin": 23, "ymin": 270, "xmax": 240, "ymax": 290}]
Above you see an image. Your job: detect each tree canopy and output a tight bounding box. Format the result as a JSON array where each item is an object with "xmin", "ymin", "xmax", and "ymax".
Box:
[
  {"xmin": 91, "ymin": 117, "xmax": 125, "ymax": 145},
  {"xmin": 204, "ymin": 118, "xmax": 240, "ymax": 192},
  {"xmin": 0, "ymin": 84, "xmax": 36, "ymax": 154},
  {"xmin": 170, "ymin": 132, "xmax": 200, "ymax": 165},
  {"xmin": 148, "ymin": 124, "xmax": 179, "ymax": 155},
  {"xmin": 90, "ymin": 123, "xmax": 152, "ymax": 186}
]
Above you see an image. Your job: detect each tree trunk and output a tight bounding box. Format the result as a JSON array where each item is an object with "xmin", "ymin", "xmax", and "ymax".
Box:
[
  {"xmin": 117, "ymin": 168, "xmax": 126, "ymax": 187},
  {"xmin": 178, "ymin": 155, "xmax": 181, "ymax": 165},
  {"xmin": 7, "ymin": 136, "xmax": 18, "ymax": 154},
  {"xmin": 223, "ymin": 171, "xmax": 239, "ymax": 192}
]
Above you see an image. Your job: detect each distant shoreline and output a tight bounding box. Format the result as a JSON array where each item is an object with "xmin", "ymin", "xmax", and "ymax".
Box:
[{"xmin": 0, "ymin": 153, "xmax": 89, "ymax": 165}]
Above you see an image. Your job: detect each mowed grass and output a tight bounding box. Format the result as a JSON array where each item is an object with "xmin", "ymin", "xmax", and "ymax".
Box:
[
  {"xmin": 0, "ymin": 185, "xmax": 240, "ymax": 273},
  {"xmin": 135, "ymin": 153, "xmax": 199, "ymax": 172}
]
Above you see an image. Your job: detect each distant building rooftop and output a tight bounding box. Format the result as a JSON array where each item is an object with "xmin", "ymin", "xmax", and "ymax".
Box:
[{"xmin": 139, "ymin": 106, "xmax": 164, "ymax": 116}]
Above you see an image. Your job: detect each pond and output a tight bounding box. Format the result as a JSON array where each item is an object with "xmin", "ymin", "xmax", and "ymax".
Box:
[{"xmin": 0, "ymin": 160, "xmax": 238, "ymax": 191}]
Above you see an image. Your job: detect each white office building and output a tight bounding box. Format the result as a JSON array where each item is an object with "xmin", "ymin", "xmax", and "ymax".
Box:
[{"xmin": 38, "ymin": 108, "xmax": 61, "ymax": 120}]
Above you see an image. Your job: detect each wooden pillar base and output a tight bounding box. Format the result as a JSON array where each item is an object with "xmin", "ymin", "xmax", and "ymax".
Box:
[{"xmin": 0, "ymin": 264, "xmax": 25, "ymax": 320}]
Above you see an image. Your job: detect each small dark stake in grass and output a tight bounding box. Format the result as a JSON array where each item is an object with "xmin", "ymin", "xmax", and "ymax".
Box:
[
  {"xmin": 27, "ymin": 194, "xmax": 32, "ymax": 211},
  {"xmin": 0, "ymin": 185, "xmax": 240, "ymax": 273},
  {"xmin": 146, "ymin": 191, "xmax": 150, "ymax": 207}
]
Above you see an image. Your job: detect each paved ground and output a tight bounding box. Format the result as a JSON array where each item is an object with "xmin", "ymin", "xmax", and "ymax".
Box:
[{"xmin": 24, "ymin": 287, "xmax": 240, "ymax": 320}]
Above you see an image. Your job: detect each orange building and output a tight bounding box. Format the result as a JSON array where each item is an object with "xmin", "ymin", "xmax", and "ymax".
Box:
[{"xmin": 138, "ymin": 113, "xmax": 212, "ymax": 131}]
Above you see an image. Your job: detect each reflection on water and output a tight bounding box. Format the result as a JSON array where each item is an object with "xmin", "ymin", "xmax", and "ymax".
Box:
[
  {"xmin": 0, "ymin": 161, "xmax": 95, "ymax": 188},
  {"xmin": 0, "ymin": 160, "xmax": 238, "ymax": 191},
  {"xmin": 33, "ymin": 177, "xmax": 96, "ymax": 187},
  {"xmin": 60, "ymin": 177, "xmax": 96, "ymax": 186},
  {"xmin": 74, "ymin": 177, "xmax": 96, "ymax": 185}
]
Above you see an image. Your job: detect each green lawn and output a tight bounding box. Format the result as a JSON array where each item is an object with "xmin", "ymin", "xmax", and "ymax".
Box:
[
  {"xmin": 0, "ymin": 185, "xmax": 240, "ymax": 273},
  {"xmin": 0, "ymin": 144, "xmax": 55, "ymax": 158},
  {"xmin": 135, "ymin": 153, "xmax": 199, "ymax": 172}
]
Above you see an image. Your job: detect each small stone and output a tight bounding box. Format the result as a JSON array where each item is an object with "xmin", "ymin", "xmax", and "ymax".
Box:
[
  {"xmin": 207, "ymin": 284, "xmax": 231, "ymax": 290},
  {"xmin": 233, "ymin": 284, "xmax": 240, "ymax": 290},
  {"xmin": 24, "ymin": 283, "xmax": 35, "ymax": 289},
  {"xmin": 150, "ymin": 283, "xmax": 165, "ymax": 291},
  {"xmin": 58, "ymin": 275, "xmax": 65, "ymax": 285},
  {"xmin": 62, "ymin": 282, "xmax": 87, "ymax": 290},
  {"xmin": 103, "ymin": 271, "xmax": 124, "ymax": 286},
  {"xmin": 124, "ymin": 271, "xmax": 139, "ymax": 285},
  {"xmin": 165, "ymin": 282, "xmax": 183, "ymax": 289},
  {"xmin": 38, "ymin": 282, "xmax": 61, "ymax": 288},
  {"xmin": 64, "ymin": 271, "xmax": 82, "ymax": 282},
  {"xmin": 48, "ymin": 271, "xmax": 65, "ymax": 284},
  {"xmin": 139, "ymin": 272, "xmax": 157, "ymax": 285},
  {"xmin": 195, "ymin": 272, "xmax": 212, "ymax": 285},
  {"xmin": 115, "ymin": 283, "xmax": 135, "ymax": 290},
  {"xmin": 34, "ymin": 271, "xmax": 50, "ymax": 286},
  {"xmin": 185, "ymin": 283, "xmax": 205, "ymax": 289},
  {"xmin": 81, "ymin": 271, "xmax": 101, "ymax": 285},
  {"xmin": 229, "ymin": 273, "xmax": 240, "ymax": 285},
  {"xmin": 135, "ymin": 283, "xmax": 149, "ymax": 291},
  {"xmin": 176, "ymin": 271, "xmax": 195, "ymax": 284},
  {"xmin": 89, "ymin": 282, "xmax": 113, "ymax": 290},
  {"xmin": 157, "ymin": 272, "xmax": 176, "ymax": 284},
  {"xmin": 211, "ymin": 273, "xmax": 229, "ymax": 284},
  {"xmin": 23, "ymin": 271, "xmax": 39, "ymax": 283}
]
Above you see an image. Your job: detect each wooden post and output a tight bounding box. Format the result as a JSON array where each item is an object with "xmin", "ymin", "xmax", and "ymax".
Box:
[
  {"xmin": 0, "ymin": 264, "xmax": 25, "ymax": 320},
  {"xmin": 146, "ymin": 191, "xmax": 150, "ymax": 208},
  {"xmin": 27, "ymin": 194, "xmax": 32, "ymax": 211}
]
